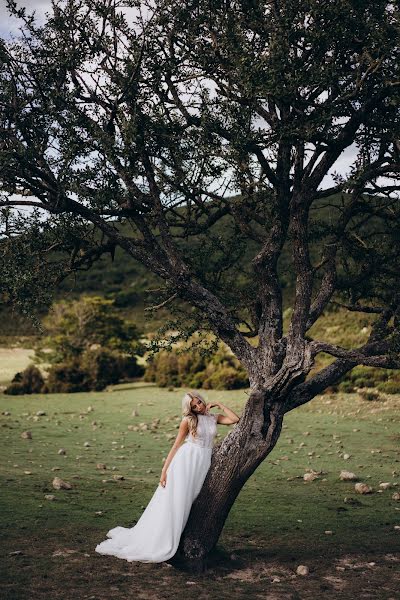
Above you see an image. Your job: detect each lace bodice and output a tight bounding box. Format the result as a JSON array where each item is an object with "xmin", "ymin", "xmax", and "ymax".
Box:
[{"xmin": 184, "ymin": 413, "xmax": 218, "ymax": 448}]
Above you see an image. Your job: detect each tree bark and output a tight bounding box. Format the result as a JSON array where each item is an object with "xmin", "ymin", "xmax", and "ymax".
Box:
[{"xmin": 173, "ymin": 388, "xmax": 285, "ymax": 573}]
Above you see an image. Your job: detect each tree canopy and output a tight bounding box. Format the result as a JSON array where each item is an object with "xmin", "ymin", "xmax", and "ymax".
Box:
[{"xmin": 1, "ymin": 0, "xmax": 399, "ymax": 399}]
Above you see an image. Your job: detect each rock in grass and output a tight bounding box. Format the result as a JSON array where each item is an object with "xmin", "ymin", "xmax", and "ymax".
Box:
[
  {"xmin": 21, "ymin": 431, "xmax": 32, "ymax": 440},
  {"xmin": 340, "ymin": 470, "xmax": 358, "ymax": 481},
  {"xmin": 355, "ymin": 482, "xmax": 373, "ymax": 494},
  {"xmin": 113, "ymin": 475, "xmax": 125, "ymax": 481},
  {"xmin": 131, "ymin": 410, "xmax": 139, "ymax": 417},
  {"xmin": 36, "ymin": 410, "xmax": 46, "ymax": 416},
  {"xmin": 344, "ymin": 496, "xmax": 362, "ymax": 505},
  {"xmin": 296, "ymin": 565, "xmax": 309, "ymax": 576},
  {"xmin": 58, "ymin": 448, "xmax": 66, "ymax": 455},
  {"xmin": 303, "ymin": 472, "xmax": 319, "ymax": 482},
  {"xmin": 84, "ymin": 441, "xmax": 91, "ymax": 447},
  {"xmin": 45, "ymin": 494, "xmax": 56, "ymax": 501},
  {"xmin": 392, "ymin": 492, "xmax": 400, "ymax": 501},
  {"xmin": 379, "ymin": 482, "xmax": 391, "ymax": 490},
  {"xmin": 52, "ymin": 477, "xmax": 72, "ymax": 490},
  {"xmin": 96, "ymin": 463, "xmax": 107, "ymax": 470}
]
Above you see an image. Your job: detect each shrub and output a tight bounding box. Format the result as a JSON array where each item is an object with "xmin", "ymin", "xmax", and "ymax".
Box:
[
  {"xmin": 337, "ymin": 365, "xmax": 400, "ymax": 392},
  {"xmin": 80, "ymin": 348, "xmax": 122, "ymax": 391},
  {"xmin": 357, "ymin": 388, "xmax": 383, "ymax": 402},
  {"xmin": 202, "ymin": 366, "xmax": 249, "ymax": 390},
  {"xmin": 376, "ymin": 381, "xmax": 400, "ymax": 394},
  {"xmin": 144, "ymin": 346, "xmax": 248, "ymax": 390},
  {"xmin": 44, "ymin": 363, "xmax": 91, "ymax": 393},
  {"xmin": 79, "ymin": 348, "xmax": 144, "ymax": 391},
  {"xmin": 4, "ymin": 365, "xmax": 45, "ymax": 395},
  {"xmin": 144, "ymin": 351, "xmax": 180, "ymax": 387},
  {"xmin": 338, "ymin": 381, "xmax": 355, "ymax": 393}
]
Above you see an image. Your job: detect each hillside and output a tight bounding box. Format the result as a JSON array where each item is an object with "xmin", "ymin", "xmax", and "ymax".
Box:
[{"xmin": 0, "ymin": 192, "xmax": 388, "ymax": 346}]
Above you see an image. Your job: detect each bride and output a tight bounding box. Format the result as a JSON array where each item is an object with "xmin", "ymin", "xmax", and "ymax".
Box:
[{"xmin": 95, "ymin": 390, "xmax": 240, "ymax": 563}]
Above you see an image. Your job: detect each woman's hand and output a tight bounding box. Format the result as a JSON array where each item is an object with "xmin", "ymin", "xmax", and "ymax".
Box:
[
  {"xmin": 206, "ymin": 401, "xmax": 220, "ymax": 412},
  {"xmin": 159, "ymin": 470, "xmax": 167, "ymax": 488}
]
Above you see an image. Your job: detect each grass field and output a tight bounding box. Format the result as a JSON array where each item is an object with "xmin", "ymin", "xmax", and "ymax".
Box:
[{"xmin": 1, "ymin": 385, "xmax": 399, "ymax": 600}]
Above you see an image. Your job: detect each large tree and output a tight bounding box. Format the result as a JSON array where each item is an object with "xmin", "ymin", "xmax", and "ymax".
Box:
[{"xmin": 1, "ymin": 0, "xmax": 400, "ymax": 571}]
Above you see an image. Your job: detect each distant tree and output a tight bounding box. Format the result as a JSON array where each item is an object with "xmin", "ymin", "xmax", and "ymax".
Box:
[
  {"xmin": 1, "ymin": 0, "xmax": 399, "ymax": 570},
  {"xmin": 34, "ymin": 295, "xmax": 144, "ymax": 364},
  {"xmin": 33, "ymin": 295, "xmax": 144, "ymax": 392}
]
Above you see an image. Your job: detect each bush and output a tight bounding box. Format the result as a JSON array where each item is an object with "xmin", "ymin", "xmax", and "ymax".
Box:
[
  {"xmin": 43, "ymin": 348, "xmax": 145, "ymax": 393},
  {"xmin": 337, "ymin": 366, "xmax": 400, "ymax": 393},
  {"xmin": 80, "ymin": 348, "xmax": 144, "ymax": 391},
  {"xmin": 80, "ymin": 348, "xmax": 122, "ymax": 391},
  {"xmin": 144, "ymin": 351, "xmax": 181, "ymax": 387},
  {"xmin": 376, "ymin": 381, "xmax": 400, "ymax": 394},
  {"xmin": 4, "ymin": 365, "xmax": 45, "ymax": 395},
  {"xmin": 44, "ymin": 363, "xmax": 91, "ymax": 393},
  {"xmin": 357, "ymin": 388, "xmax": 383, "ymax": 402},
  {"xmin": 202, "ymin": 366, "xmax": 249, "ymax": 390},
  {"xmin": 144, "ymin": 346, "xmax": 249, "ymax": 390}
]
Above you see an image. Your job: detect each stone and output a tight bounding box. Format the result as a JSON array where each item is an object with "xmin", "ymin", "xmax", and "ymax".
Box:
[
  {"xmin": 343, "ymin": 453, "xmax": 351, "ymax": 460},
  {"xmin": 113, "ymin": 475, "xmax": 125, "ymax": 481},
  {"xmin": 83, "ymin": 441, "xmax": 91, "ymax": 447},
  {"xmin": 340, "ymin": 470, "xmax": 358, "ymax": 481},
  {"xmin": 344, "ymin": 497, "xmax": 362, "ymax": 505},
  {"xmin": 45, "ymin": 494, "xmax": 56, "ymax": 501},
  {"xmin": 131, "ymin": 410, "xmax": 139, "ymax": 417},
  {"xmin": 379, "ymin": 482, "xmax": 391, "ymax": 490},
  {"xmin": 296, "ymin": 565, "xmax": 309, "ymax": 576},
  {"xmin": 304, "ymin": 472, "xmax": 319, "ymax": 482},
  {"xmin": 58, "ymin": 448, "xmax": 66, "ymax": 455},
  {"xmin": 36, "ymin": 410, "xmax": 46, "ymax": 416},
  {"xmin": 96, "ymin": 463, "xmax": 107, "ymax": 470},
  {"xmin": 355, "ymin": 482, "xmax": 373, "ymax": 494},
  {"xmin": 325, "ymin": 530, "xmax": 334, "ymax": 535},
  {"xmin": 21, "ymin": 431, "xmax": 32, "ymax": 439},
  {"xmin": 392, "ymin": 492, "xmax": 400, "ymax": 501},
  {"xmin": 52, "ymin": 477, "xmax": 72, "ymax": 490}
]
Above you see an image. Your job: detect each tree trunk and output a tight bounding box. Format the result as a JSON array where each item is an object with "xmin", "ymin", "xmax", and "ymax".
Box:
[{"xmin": 172, "ymin": 388, "xmax": 285, "ymax": 573}]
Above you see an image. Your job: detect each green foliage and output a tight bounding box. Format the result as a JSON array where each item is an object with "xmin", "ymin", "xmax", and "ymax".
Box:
[
  {"xmin": 336, "ymin": 366, "xmax": 400, "ymax": 394},
  {"xmin": 34, "ymin": 295, "xmax": 144, "ymax": 365},
  {"xmin": 376, "ymin": 380, "xmax": 400, "ymax": 394},
  {"xmin": 357, "ymin": 389, "xmax": 383, "ymax": 402},
  {"xmin": 80, "ymin": 347, "xmax": 144, "ymax": 392},
  {"xmin": 144, "ymin": 345, "xmax": 249, "ymax": 390},
  {"xmin": 4, "ymin": 364, "xmax": 45, "ymax": 395},
  {"xmin": 44, "ymin": 363, "xmax": 91, "ymax": 394},
  {"xmin": 31, "ymin": 295, "xmax": 145, "ymax": 393}
]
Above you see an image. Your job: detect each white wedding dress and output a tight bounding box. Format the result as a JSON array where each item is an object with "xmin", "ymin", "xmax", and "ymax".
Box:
[{"xmin": 95, "ymin": 412, "xmax": 218, "ymax": 563}]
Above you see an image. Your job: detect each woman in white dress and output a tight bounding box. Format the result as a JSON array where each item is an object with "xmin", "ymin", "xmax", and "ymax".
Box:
[{"xmin": 95, "ymin": 390, "xmax": 240, "ymax": 563}]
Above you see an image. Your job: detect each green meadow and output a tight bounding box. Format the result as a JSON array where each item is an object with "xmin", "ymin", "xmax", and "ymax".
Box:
[{"xmin": 1, "ymin": 385, "xmax": 399, "ymax": 599}]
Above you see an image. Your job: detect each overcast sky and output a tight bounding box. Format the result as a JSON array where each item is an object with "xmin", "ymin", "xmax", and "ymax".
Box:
[{"xmin": 1, "ymin": 0, "xmax": 358, "ymax": 191}]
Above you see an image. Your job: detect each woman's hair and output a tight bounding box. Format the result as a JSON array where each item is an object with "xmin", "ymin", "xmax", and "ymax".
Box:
[{"xmin": 181, "ymin": 390, "xmax": 207, "ymax": 438}]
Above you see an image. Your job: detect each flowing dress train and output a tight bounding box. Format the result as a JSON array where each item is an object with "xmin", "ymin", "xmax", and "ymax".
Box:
[{"xmin": 95, "ymin": 412, "xmax": 218, "ymax": 563}]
